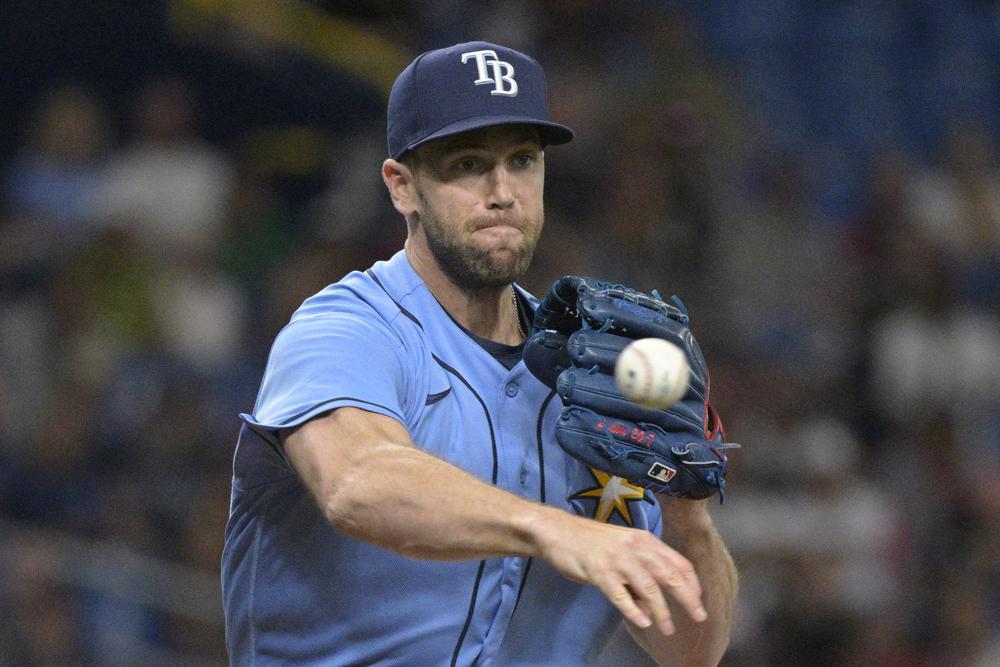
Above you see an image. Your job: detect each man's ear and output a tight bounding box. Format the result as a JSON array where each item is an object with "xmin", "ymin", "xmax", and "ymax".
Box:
[{"xmin": 382, "ymin": 159, "xmax": 419, "ymax": 216}]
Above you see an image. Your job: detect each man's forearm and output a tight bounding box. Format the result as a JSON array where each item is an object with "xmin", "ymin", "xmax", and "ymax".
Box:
[
  {"xmin": 286, "ymin": 408, "xmax": 557, "ymax": 561},
  {"xmin": 629, "ymin": 498, "xmax": 738, "ymax": 666}
]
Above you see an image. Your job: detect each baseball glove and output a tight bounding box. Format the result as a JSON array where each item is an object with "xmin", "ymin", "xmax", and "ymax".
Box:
[{"xmin": 523, "ymin": 276, "xmax": 736, "ymax": 501}]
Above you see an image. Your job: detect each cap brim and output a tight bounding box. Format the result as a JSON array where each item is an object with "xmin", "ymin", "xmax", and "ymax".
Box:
[{"xmin": 395, "ymin": 115, "xmax": 574, "ymax": 159}]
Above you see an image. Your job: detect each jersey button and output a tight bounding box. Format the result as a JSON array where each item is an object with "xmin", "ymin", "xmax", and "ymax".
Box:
[
  {"xmin": 505, "ymin": 382, "xmax": 519, "ymax": 397},
  {"xmin": 519, "ymin": 468, "xmax": 528, "ymax": 485}
]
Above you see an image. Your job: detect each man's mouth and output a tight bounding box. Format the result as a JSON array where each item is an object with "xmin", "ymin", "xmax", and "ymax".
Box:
[{"xmin": 474, "ymin": 219, "xmax": 523, "ymax": 232}]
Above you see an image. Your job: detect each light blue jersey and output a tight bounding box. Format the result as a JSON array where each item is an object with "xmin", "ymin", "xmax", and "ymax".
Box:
[{"xmin": 222, "ymin": 250, "xmax": 662, "ymax": 666}]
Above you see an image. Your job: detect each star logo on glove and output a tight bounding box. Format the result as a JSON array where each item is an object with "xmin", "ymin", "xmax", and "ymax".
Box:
[{"xmin": 571, "ymin": 468, "xmax": 647, "ymax": 526}]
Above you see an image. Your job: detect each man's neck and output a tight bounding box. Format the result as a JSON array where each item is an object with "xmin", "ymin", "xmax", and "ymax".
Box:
[{"xmin": 405, "ymin": 241, "xmax": 524, "ymax": 345}]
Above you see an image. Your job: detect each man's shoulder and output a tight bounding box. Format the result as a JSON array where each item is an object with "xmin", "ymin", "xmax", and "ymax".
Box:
[
  {"xmin": 290, "ymin": 255, "xmax": 411, "ymax": 324},
  {"xmin": 291, "ymin": 271, "xmax": 383, "ymax": 320},
  {"xmin": 270, "ymin": 253, "xmax": 427, "ymax": 353}
]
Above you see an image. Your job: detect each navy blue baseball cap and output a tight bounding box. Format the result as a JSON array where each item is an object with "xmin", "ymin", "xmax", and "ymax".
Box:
[{"xmin": 387, "ymin": 41, "xmax": 575, "ymax": 160}]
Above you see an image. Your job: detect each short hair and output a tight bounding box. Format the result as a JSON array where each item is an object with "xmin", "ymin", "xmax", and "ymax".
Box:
[{"xmin": 399, "ymin": 149, "xmax": 420, "ymax": 173}]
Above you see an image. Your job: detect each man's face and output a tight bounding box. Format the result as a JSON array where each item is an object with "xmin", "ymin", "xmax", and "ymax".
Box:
[{"xmin": 407, "ymin": 124, "xmax": 545, "ymax": 289}]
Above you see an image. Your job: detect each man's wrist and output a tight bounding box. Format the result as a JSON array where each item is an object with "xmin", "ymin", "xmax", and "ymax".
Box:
[
  {"xmin": 511, "ymin": 502, "xmax": 566, "ymax": 558},
  {"xmin": 656, "ymin": 496, "xmax": 715, "ymax": 534}
]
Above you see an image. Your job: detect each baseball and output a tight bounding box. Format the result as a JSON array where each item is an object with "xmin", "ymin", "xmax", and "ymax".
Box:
[{"xmin": 614, "ymin": 338, "xmax": 690, "ymax": 409}]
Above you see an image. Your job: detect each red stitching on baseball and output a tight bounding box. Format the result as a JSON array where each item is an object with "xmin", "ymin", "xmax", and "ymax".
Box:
[{"xmin": 631, "ymin": 344, "xmax": 655, "ymax": 403}]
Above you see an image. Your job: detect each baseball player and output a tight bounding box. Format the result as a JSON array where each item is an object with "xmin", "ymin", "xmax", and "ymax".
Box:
[{"xmin": 222, "ymin": 41, "xmax": 737, "ymax": 666}]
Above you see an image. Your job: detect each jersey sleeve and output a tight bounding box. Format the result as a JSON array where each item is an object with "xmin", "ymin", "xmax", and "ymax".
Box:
[{"xmin": 240, "ymin": 307, "xmax": 411, "ymax": 444}]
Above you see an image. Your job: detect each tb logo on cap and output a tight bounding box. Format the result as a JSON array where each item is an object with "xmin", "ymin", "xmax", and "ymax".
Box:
[{"xmin": 461, "ymin": 49, "xmax": 518, "ymax": 97}]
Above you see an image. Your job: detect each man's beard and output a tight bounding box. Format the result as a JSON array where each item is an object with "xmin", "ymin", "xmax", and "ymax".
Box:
[{"xmin": 417, "ymin": 201, "xmax": 541, "ymax": 290}]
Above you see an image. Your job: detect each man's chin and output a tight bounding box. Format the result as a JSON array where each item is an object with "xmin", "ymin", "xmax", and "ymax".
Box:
[
  {"xmin": 424, "ymin": 229, "xmax": 537, "ymax": 289},
  {"xmin": 483, "ymin": 246, "xmax": 535, "ymax": 278},
  {"xmin": 452, "ymin": 252, "xmax": 534, "ymax": 289}
]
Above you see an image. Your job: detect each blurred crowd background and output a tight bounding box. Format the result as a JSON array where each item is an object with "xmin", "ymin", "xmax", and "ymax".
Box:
[{"xmin": 2, "ymin": 1, "xmax": 999, "ymax": 665}]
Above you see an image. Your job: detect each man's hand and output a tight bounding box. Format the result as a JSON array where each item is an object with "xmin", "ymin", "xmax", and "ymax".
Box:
[
  {"xmin": 531, "ymin": 506, "xmax": 707, "ymax": 635},
  {"xmin": 628, "ymin": 497, "xmax": 738, "ymax": 667}
]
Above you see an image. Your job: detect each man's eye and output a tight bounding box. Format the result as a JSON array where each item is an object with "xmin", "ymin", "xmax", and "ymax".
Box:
[
  {"xmin": 514, "ymin": 153, "xmax": 535, "ymax": 168},
  {"xmin": 457, "ymin": 158, "xmax": 479, "ymax": 172}
]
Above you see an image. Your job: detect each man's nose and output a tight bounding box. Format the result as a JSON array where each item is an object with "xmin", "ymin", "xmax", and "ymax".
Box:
[{"xmin": 486, "ymin": 166, "xmax": 515, "ymax": 209}]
